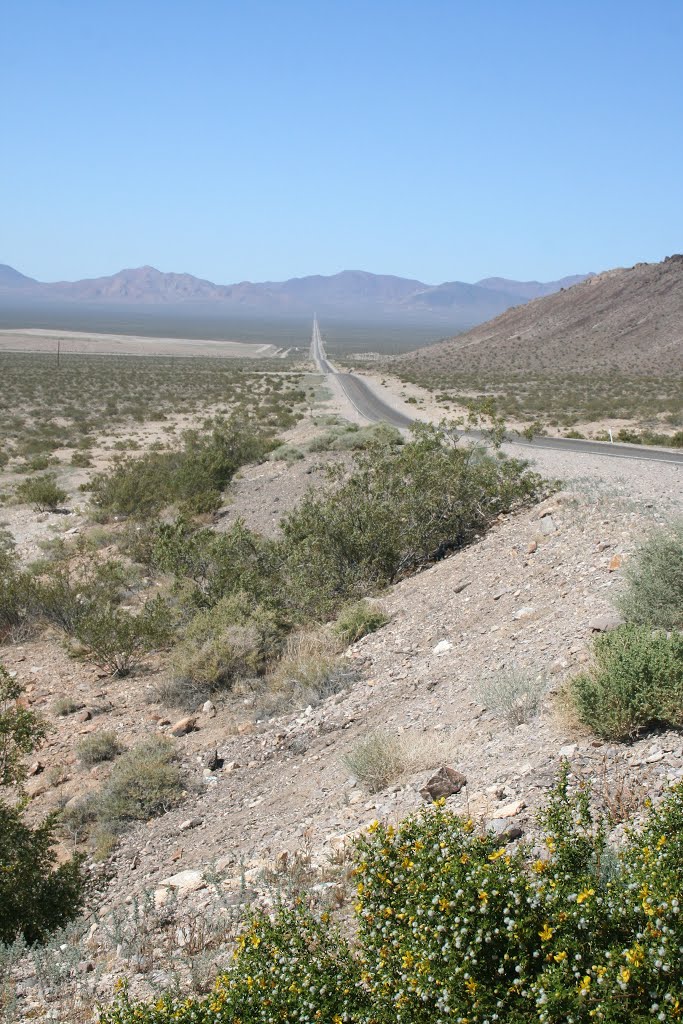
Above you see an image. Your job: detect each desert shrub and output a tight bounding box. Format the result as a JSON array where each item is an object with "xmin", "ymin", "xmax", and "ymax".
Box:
[
  {"xmin": 89, "ymin": 417, "xmax": 276, "ymax": 518},
  {"xmin": 342, "ymin": 728, "xmax": 456, "ymax": 793},
  {"xmin": 477, "ymin": 666, "xmax": 547, "ymax": 727},
  {"xmin": 92, "ymin": 736, "xmax": 182, "ymax": 835},
  {"xmin": 15, "ymin": 474, "xmax": 68, "ymax": 512},
  {"xmin": 29, "ymin": 557, "xmax": 132, "ymax": 635},
  {"xmin": 0, "ymin": 550, "xmax": 33, "ymax": 641},
  {"xmin": 258, "ymin": 631, "xmax": 359, "ymax": 715},
  {"xmin": 0, "ymin": 668, "xmax": 87, "ymax": 944},
  {"xmin": 333, "ymin": 600, "xmax": 389, "ymax": 645},
  {"xmin": 70, "ymin": 450, "xmax": 92, "ymax": 468},
  {"xmin": 101, "ymin": 770, "xmax": 683, "ymax": 1024},
  {"xmin": 280, "ymin": 423, "xmax": 543, "ymax": 617},
  {"xmin": 571, "ymin": 625, "xmax": 683, "ymax": 739},
  {"xmin": 52, "ymin": 696, "xmax": 81, "ymax": 716},
  {"xmin": 76, "ymin": 731, "xmax": 123, "ymax": 766},
  {"xmin": 164, "ymin": 594, "xmax": 283, "ymax": 706},
  {"xmin": 617, "ymin": 521, "xmax": 683, "ymax": 630},
  {"xmin": 71, "ymin": 595, "xmax": 175, "ymax": 676}
]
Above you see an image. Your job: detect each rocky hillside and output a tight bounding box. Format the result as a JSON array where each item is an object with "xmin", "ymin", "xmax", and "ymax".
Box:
[
  {"xmin": 395, "ymin": 254, "xmax": 683, "ymax": 377},
  {"xmin": 3, "ymin": 437, "xmax": 682, "ymax": 1019}
]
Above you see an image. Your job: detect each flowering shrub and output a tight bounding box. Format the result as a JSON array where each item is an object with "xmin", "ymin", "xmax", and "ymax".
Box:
[{"xmin": 100, "ymin": 768, "xmax": 683, "ymax": 1023}]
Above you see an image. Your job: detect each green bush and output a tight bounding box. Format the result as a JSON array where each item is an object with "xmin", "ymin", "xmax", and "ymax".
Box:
[
  {"xmin": 165, "ymin": 593, "xmax": 283, "ymax": 706},
  {"xmin": 0, "ymin": 667, "xmax": 87, "ymax": 944},
  {"xmin": 617, "ymin": 521, "xmax": 683, "ymax": 630},
  {"xmin": 72, "ymin": 595, "xmax": 175, "ymax": 676},
  {"xmin": 76, "ymin": 731, "xmax": 123, "ymax": 766},
  {"xmin": 570, "ymin": 625, "xmax": 683, "ymax": 739},
  {"xmin": 89, "ymin": 417, "xmax": 276, "ymax": 518},
  {"xmin": 100, "ymin": 769, "xmax": 683, "ymax": 1023},
  {"xmin": 332, "ymin": 600, "xmax": 389, "ymax": 645},
  {"xmin": 93, "ymin": 736, "xmax": 182, "ymax": 834},
  {"xmin": 0, "ymin": 549, "xmax": 33, "ymax": 642},
  {"xmin": 280, "ymin": 423, "xmax": 543, "ymax": 617},
  {"xmin": 15, "ymin": 474, "xmax": 68, "ymax": 512}
]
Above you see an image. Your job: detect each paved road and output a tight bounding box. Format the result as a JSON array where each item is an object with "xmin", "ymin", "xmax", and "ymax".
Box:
[{"xmin": 310, "ymin": 318, "xmax": 683, "ymax": 465}]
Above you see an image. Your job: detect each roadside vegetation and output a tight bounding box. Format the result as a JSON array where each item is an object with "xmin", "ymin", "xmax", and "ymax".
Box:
[{"xmin": 101, "ymin": 768, "xmax": 683, "ymax": 1023}]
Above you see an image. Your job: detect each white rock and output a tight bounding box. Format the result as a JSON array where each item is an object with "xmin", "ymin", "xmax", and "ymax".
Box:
[
  {"xmin": 496, "ymin": 800, "xmax": 526, "ymax": 819},
  {"xmin": 432, "ymin": 640, "xmax": 453, "ymax": 655},
  {"xmin": 158, "ymin": 869, "xmax": 206, "ymax": 892}
]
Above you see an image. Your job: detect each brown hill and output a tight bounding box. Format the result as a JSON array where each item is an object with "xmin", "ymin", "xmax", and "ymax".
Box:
[{"xmin": 397, "ymin": 256, "xmax": 683, "ymax": 378}]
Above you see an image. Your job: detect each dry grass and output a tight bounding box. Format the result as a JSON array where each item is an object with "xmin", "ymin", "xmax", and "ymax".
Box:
[{"xmin": 342, "ymin": 728, "xmax": 458, "ymax": 793}]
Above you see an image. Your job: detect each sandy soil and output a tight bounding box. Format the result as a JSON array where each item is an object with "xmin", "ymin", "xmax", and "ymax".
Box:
[{"xmin": 0, "ymin": 328, "xmax": 280, "ymax": 358}]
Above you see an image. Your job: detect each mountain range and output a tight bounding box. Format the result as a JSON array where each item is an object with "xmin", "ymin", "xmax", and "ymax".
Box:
[
  {"xmin": 0, "ymin": 263, "xmax": 592, "ymax": 328},
  {"xmin": 396, "ymin": 255, "xmax": 683, "ymax": 377}
]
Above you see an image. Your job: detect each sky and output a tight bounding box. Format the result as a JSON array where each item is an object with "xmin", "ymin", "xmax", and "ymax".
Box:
[{"xmin": 3, "ymin": 0, "xmax": 683, "ymax": 285}]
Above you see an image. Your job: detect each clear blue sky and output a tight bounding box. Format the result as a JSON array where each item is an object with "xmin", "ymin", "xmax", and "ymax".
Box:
[{"xmin": 3, "ymin": 0, "xmax": 682, "ymax": 285}]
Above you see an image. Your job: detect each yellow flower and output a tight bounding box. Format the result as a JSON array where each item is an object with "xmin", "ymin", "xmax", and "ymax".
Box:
[
  {"xmin": 489, "ymin": 848, "xmax": 506, "ymax": 861},
  {"xmin": 553, "ymin": 951, "xmax": 567, "ymax": 962},
  {"xmin": 368, "ymin": 819, "xmax": 380, "ymax": 833},
  {"xmin": 624, "ymin": 944, "xmax": 645, "ymax": 966},
  {"xmin": 576, "ymin": 887, "xmax": 595, "ymax": 904},
  {"xmin": 439, "ymin": 896, "xmax": 450, "ymax": 912},
  {"xmin": 539, "ymin": 923, "xmax": 554, "ymax": 942},
  {"xmin": 620, "ymin": 966, "xmax": 631, "ymax": 984},
  {"xmin": 465, "ymin": 978, "xmax": 478, "ymax": 995},
  {"xmin": 401, "ymin": 951, "xmax": 415, "ymax": 969},
  {"xmin": 478, "ymin": 890, "xmax": 488, "ymax": 904},
  {"xmin": 460, "ymin": 853, "xmax": 470, "ymax": 864},
  {"xmin": 657, "ymin": 834, "xmax": 666, "ymax": 848},
  {"xmin": 532, "ymin": 859, "xmax": 547, "ymax": 873},
  {"xmin": 579, "ymin": 975, "xmax": 591, "ymax": 994}
]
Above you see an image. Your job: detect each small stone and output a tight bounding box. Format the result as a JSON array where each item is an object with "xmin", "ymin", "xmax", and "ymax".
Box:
[
  {"xmin": 170, "ymin": 716, "xmax": 197, "ymax": 737},
  {"xmin": 496, "ymin": 799, "xmax": 526, "ymax": 818},
  {"xmin": 237, "ymin": 722, "xmax": 254, "ymax": 735},
  {"xmin": 589, "ymin": 612, "xmax": 623, "ymax": 633},
  {"xmin": 527, "ymin": 540, "xmax": 537, "ymax": 554},
  {"xmin": 432, "ymin": 640, "xmax": 453, "ymax": 655},
  {"xmin": 202, "ymin": 700, "xmax": 216, "ymax": 717},
  {"xmin": 158, "ymin": 869, "xmax": 206, "ymax": 892},
  {"xmin": 420, "ymin": 766, "xmax": 467, "ymax": 802},
  {"xmin": 75, "ymin": 709, "xmax": 91, "ymax": 723},
  {"xmin": 558, "ymin": 744, "xmax": 578, "ymax": 758},
  {"xmin": 512, "ymin": 606, "xmax": 536, "ymax": 621},
  {"xmin": 608, "ymin": 554, "xmax": 623, "ymax": 572},
  {"xmin": 539, "ymin": 515, "xmax": 556, "ymax": 535},
  {"xmin": 27, "ymin": 761, "xmax": 45, "ymax": 777},
  {"xmin": 203, "ymin": 749, "xmax": 223, "ymax": 771},
  {"xmin": 489, "ymin": 820, "xmax": 524, "ymax": 842},
  {"xmin": 179, "ymin": 817, "xmax": 203, "ymax": 832}
]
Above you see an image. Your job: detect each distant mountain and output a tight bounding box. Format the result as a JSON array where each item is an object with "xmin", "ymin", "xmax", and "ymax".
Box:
[
  {"xmin": 475, "ymin": 274, "xmax": 593, "ymax": 301},
  {"xmin": 395, "ymin": 256, "xmax": 683, "ymax": 378},
  {"xmin": 0, "ymin": 263, "xmax": 592, "ymax": 328}
]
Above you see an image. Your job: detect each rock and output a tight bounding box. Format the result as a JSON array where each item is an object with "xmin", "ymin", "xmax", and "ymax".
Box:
[
  {"xmin": 237, "ymin": 722, "xmax": 254, "ymax": 735},
  {"xmin": 559, "ymin": 744, "xmax": 578, "ymax": 758},
  {"xmin": 202, "ymin": 700, "xmax": 216, "ymax": 717},
  {"xmin": 420, "ymin": 766, "xmax": 467, "ymax": 802},
  {"xmin": 203, "ymin": 749, "xmax": 223, "ymax": 771},
  {"xmin": 589, "ymin": 612, "xmax": 623, "ymax": 633},
  {"xmin": 432, "ymin": 640, "xmax": 453, "ymax": 655},
  {"xmin": 496, "ymin": 799, "xmax": 526, "ymax": 818},
  {"xmin": 493, "ymin": 587, "xmax": 510, "ymax": 601},
  {"xmin": 608, "ymin": 554, "xmax": 623, "ymax": 572},
  {"xmin": 158, "ymin": 869, "xmax": 206, "ymax": 893},
  {"xmin": 27, "ymin": 761, "xmax": 45, "ymax": 777},
  {"xmin": 539, "ymin": 515, "xmax": 556, "ymax": 535},
  {"xmin": 512, "ymin": 606, "xmax": 536, "ymax": 621},
  {"xmin": 527, "ymin": 540, "xmax": 537, "ymax": 554},
  {"xmin": 170, "ymin": 716, "xmax": 197, "ymax": 737},
  {"xmin": 489, "ymin": 819, "xmax": 524, "ymax": 842},
  {"xmin": 347, "ymin": 791, "xmax": 364, "ymax": 805},
  {"xmin": 178, "ymin": 817, "xmax": 203, "ymax": 832},
  {"xmin": 75, "ymin": 709, "xmax": 92, "ymax": 723}
]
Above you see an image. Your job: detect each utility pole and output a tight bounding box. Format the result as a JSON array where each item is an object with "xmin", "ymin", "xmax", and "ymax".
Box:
[{"xmin": 57, "ymin": 339, "xmax": 60, "ymax": 369}]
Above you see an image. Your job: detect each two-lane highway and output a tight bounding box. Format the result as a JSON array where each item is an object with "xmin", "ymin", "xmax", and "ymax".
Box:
[
  {"xmin": 311, "ymin": 316, "xmax": 414, "ymax": 428},
  {"xmin": 310, "ymin": 317, "xmax": 683, "ymax": 466}
]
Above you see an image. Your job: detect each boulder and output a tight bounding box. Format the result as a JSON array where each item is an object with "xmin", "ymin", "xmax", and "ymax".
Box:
[{"xmin": 420, "ymin": 766, "xmax": 467, "ymax": 802}]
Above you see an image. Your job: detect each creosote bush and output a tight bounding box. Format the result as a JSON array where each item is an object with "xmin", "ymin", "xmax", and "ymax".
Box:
[
  {"xmin": 616, "ymin": 521, "xmax": 683, "ymax": 631},
  {"xmin": 100, "ymin": 768, "xmax": 683, "ymax": 1023},
  {"xmin": 72, "ymin": 595, "xmax": 175, "ymax": 677},
  {"xmin": 15, "ymin": 474, "xmax": 68, "ymax": 512},
  {"xmin": 0, "ymin": 666, "xmax": 87, "ymax": 944},
  {"xmin": 570, "ymin": 624, "xmax": 683, "ymax": 739}
]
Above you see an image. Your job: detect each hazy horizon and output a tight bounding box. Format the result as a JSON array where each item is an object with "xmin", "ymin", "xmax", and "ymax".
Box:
[{"xmin": 4, "ymin": 1, "xmax": 682, "ymax": 285}]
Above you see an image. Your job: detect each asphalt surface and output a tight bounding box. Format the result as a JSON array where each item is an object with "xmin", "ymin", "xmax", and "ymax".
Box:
[{"xmin": 310, "ymin": 318, "xmax": 683, "ymax": 465}]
